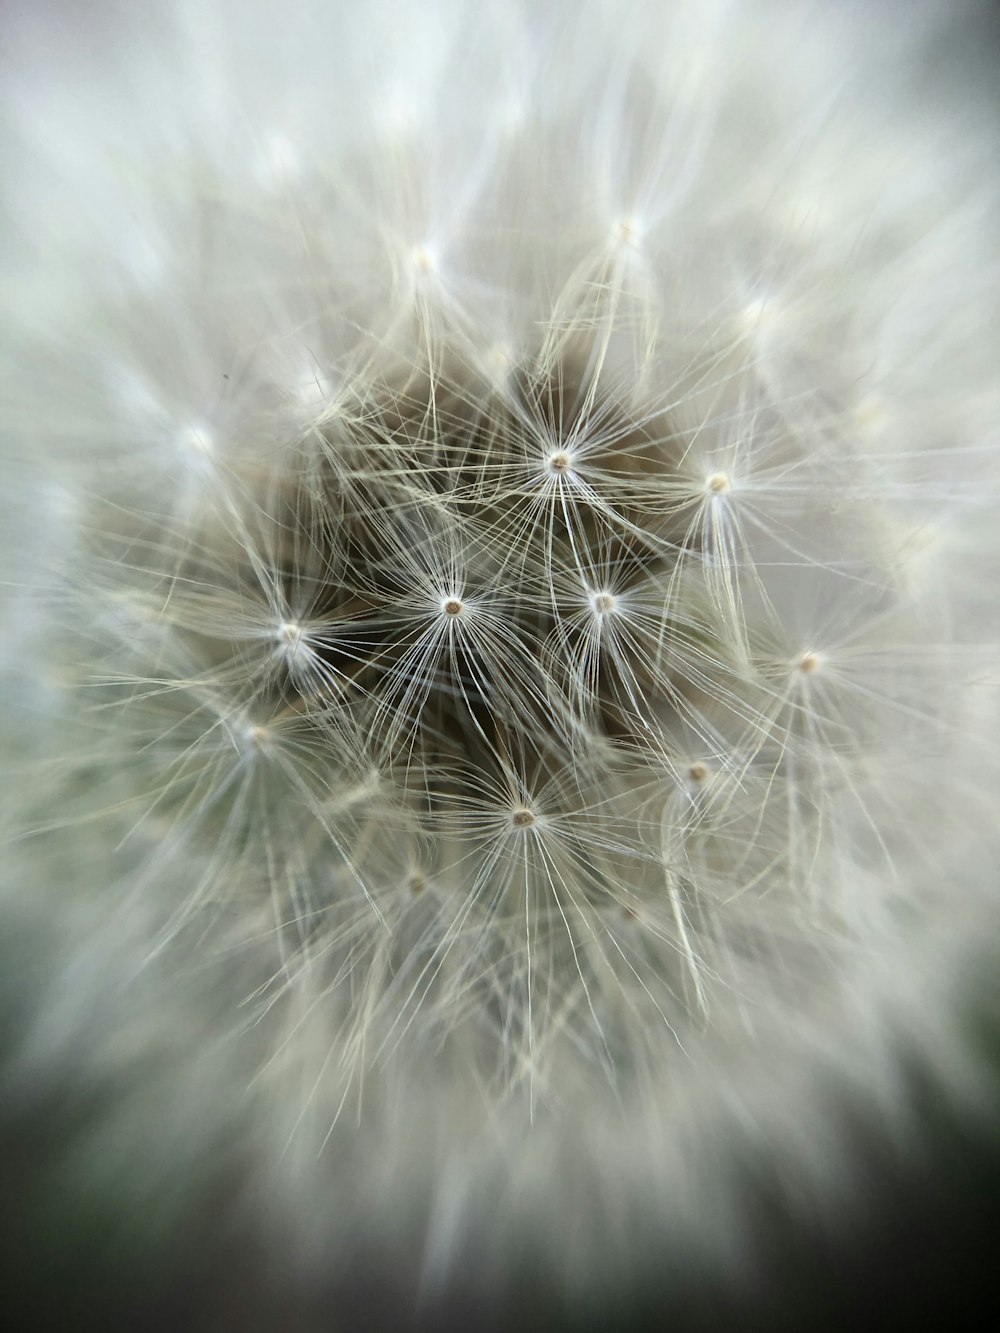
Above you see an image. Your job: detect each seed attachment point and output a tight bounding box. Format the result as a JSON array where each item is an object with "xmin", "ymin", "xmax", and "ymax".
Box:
[
  {"xmin": 277, "ymin": 621, "xmax": 303, "ymax": 647},
  {"xmin": 411, "ymin": 244, "xmax": 437, "ymax": 276},
  {"xmin": 611, "ymin": 215, "xmax": 643, "ymax": 248}
]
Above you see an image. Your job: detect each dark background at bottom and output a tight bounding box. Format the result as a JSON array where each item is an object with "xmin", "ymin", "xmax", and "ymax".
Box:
[{"xmin": 1, "ymin": 1048, "xmax": 997, "ymax": 1333}]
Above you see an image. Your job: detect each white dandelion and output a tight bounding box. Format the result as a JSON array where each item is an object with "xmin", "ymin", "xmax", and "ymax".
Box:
[{"xmin": 1, "ymin": 0, "xmax": 998, "ymax": 1326}]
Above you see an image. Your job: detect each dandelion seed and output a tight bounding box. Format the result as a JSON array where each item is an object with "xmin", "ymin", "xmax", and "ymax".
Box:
[
  {"xmin": 276, "ymin": 620, "xmax": 303, "ymax": 651},
  {"xmin": 611, "ymin": 215, "xmax": 643, "ymax": 249},
  {"xmin": 176, "ymin": 423, "xmax": 214, "ymax": 461},
  {"xmin": 411, "ymin": 244, "xmax": 437, "ymax": 277}
]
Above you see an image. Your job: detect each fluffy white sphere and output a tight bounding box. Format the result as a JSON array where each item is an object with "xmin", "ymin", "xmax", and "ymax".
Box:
[{"xmin": 2, "ymin": 0, "xmax": 998, "ymax": 1325}]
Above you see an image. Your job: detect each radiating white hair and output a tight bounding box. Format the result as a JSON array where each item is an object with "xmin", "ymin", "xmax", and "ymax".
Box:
[{"xmin": 2, "ymin": 0, "xmax": 998, "ymax": 1324}]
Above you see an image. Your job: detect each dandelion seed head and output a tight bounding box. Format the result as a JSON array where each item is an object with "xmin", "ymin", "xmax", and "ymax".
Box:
[
  {"xmin": 611, "ymin": 215, "xmax": 644, "ymax": 249},
  {"xmin": 406, "ymin": 870, "xmax": 428, "ymax": 896},
  {"xmin": 411, "ymin": 244, "xmax": 438, "ymax": 278},
  {"xmin": 240, "ymin": 721, "xmax": 273, "ymax": 753},
  {"xmin": 274, "ymin": 620, "xmax": 304, "ymax": 657},
  {"xmin": 4, "ymin": 0, "xmax": 998, "ymax": 1317},
  {"xmin": 176, "ymin": 423, "xmax": 214, "ymax": 461},
  {"xmin": 484, "ymin": 340, "xmax": 515, "ymax": 385},
  {"xmin": 739, "ymin": 296, "xmax": 779, "ymax": 336}
]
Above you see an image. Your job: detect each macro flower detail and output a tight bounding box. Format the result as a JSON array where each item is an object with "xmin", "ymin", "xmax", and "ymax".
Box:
[{"xmin": 1, "ymin": 0, "xmax": 998, "ymax": 1324}]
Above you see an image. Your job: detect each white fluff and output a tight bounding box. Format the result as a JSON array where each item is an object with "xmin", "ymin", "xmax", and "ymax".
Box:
[{"xmin": 1, "ymin": 0, "xmax": 998, "ymax": 1320}]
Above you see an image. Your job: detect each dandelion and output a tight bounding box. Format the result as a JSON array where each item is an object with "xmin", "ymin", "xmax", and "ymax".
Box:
[{"xmin": 1, "ymin": 0, "xmax": 998, "ymax": 1325}]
